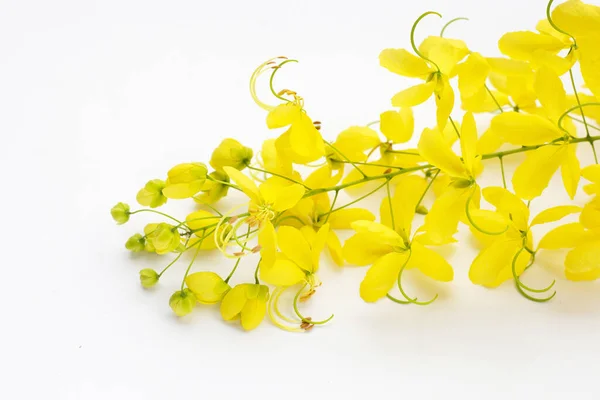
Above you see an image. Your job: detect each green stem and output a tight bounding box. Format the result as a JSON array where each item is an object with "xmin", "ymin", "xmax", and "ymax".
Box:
[
  {"xmin": 325, "ymin": 141, "xmax": 367, "ymax": 178},
  {"xmin": 465, "ymin": 187, "xmax": 509, "ymax": 235},
  {"xmin": 207, "ymin": 175, "xmax": 242, "ymax": 191},
  {"xmin": 396, "ymin": 249, "xmax": 437, "ymax": 305},
  {"xmin": 411, "ymin": 11, "xmax": 442, "ymax": 72},
  {"xmin": 449, "ymin": 116, "xmax": 461, "ymax": 138},
  {"xmin": 181, "ymin": 235, "xmax": 204, "ymax": 291},
  {"xmin": 415, "ymin": 169, "xmax": 439, "ymax": 211},
  {"xmin": 570, "ymin": 116, "xmax": 600, "ymax": 132},
  {"xmin": 254, "ymin": 259, "xmax": 261, "ymax": 284},
  {"xmin": 269, "ymin": 59, "xmax": 298, "ymax": 102},
  {"xmin": 130, "ymin": 209, "xmax": 184, "ymax": 226},
  {"xmin": 320, "ymin": 179, "xmax": 389, "ymax": 217},
  {"xmin": 323, "ymin": 190, "xmax": 339, "ymax": 224},
  {"xmin": 499, "ymin": 156, "xmax": 507, "ymax": 189},
  {"xmin": 224, "ymin": 226, "xmax": 251, "ymax": 283},
  {"xmin": 546, "ymin": 0, "xmax": 576, "ymax": 46},
  {"xmin": 292, "ymin": 283, "xmax": 334, "ymax": 325},
  {"xmin": 511, "ymin": 247, "xmax": 556, "ymax": 302},
  {"xmin": 158, "ymin": 238, "xmax": 191, "ymax": 278},
  {"xmin": 440, "ymin": 17, "xmax": 469, "ymax": 37},
  {"xmin": 485, "ymin": 84, "xmax": 504, "ymax": 113},
  {"xmin": 386, "ymin": 180, "xmax": 396, "ymax": 231},
  {"xmin": 568, "ymin": 69, "xmax": 598, "ymax": 163},
  {"xmin": 246, "ymin": 165, "xmax": 311, "ymax": 190},
  {"xmin": 303, "ymin": 135, "xmax": 600, "ymax": 199},
  {"xmin": 340, "ymin": 160, "xmax": 403, "ymax": 169}
]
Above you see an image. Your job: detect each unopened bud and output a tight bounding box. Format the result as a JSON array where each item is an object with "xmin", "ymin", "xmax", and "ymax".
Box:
[{"xmin": 415, "ymin": 205, "xmax": 429, "ymax": 215}]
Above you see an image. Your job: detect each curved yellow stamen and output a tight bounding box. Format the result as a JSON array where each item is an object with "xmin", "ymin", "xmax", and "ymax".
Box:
[
  {"xmin": 250, "ymin": 57, "xmax": 287, "ymax": 112},
  {"xmin": 267, "ymin": 287, "xmax": 304, "ymax": 332}
]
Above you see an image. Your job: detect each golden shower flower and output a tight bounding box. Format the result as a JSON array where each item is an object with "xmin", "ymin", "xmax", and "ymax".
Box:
[
  {"xmin": 220, "ymin": 283, "xmax": 269, "ymax": 331},
  {"xmin": 194, "ymin": 171, "xmax": 230, "ymax": 204},
  {"xmin": 136, "ymin": 179, "xmax": 167, "ymax": 208},
  {"xmin": 162, "ymin": 162, "xmax": 208, "ymax": 199},
  {"xmin": 139, "ymin": 268, "xmax": 159, "ymax": 288},
  {"xmin": 169, "ymin": 289, "xmax": 197, "ymax": 317},
  {"xmin": 185, "ymin": 272, "xmax": 231, "ymax": 304},
  {"xmin": 125, "ymin": 233, "xmax": 145, "ymax": 252},
  {"xmin": 111, "ymin": 202, "xmax": 130, "ymax": 225},
  {"xmin": 144, "ymin": 223, "xmax": 181, "ymax": 255},
  {"xmin": 210, "ymin": 138, "xmax": 253, "ymax": 172}
]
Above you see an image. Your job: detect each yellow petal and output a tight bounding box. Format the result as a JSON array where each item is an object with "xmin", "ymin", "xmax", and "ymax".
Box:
[
  {"xmin": 380, "ymin": 108, "xmax": 414, "ymax": 143},
  {"xmin": 266, "ymin": 103, "xmax": 302, "ymax": 129},
  {"xmin": 582, "ymin": 164, "xmax": 600, "ymax": 183},
  {"xmin": 328, "ymin": 208, "xmax": 375, "ymax": 230},
  {"xmin": 381, "ymin": 174, "xmax": 427, "ymax": 242},
  {"xmin": 391, "ymin": 81, "xmax": 435, "ymax": 108},
  {"xmin": 241, "ymin": 290, "xmax": 267, "ymax": 331},
  {"xmin": 482, "ymin": 187, "xmax": 530, "ymax": 231},
  {"xmin": 276, "ymin": 225, "xmax": 313, "ymax": 272},
  {"xmin": 581, "ymin": 199, "xmax": 600, "ymax": 230},
  {"xmin": 532, "ymin": 205, "xmax": 582, "ymax": 227},
  {"xmin": 538, "ymin": 222, "xmax": 588, "ymax": 249},
  {"xmin": 458, "ymin": 52, "xmax": 490, "ymax": 98},
  {"xmin": 477, "ymin": 127, "xmax": 504, "ymax": 154},
  {"xmin": 578, "ymin": 34, "xmax": 600, "ymax": 100},
  {"xmin": 552, "ymin": 0, "xmax": 600, "ymax": 38},
  {"xmin": 435, "ymin": 75, "xmax": 455, "ymax": 130},
  {"xmin": 326, "ymin": 231, "xmax": 344, "ymax": 266},
  {"xmin": 419, "ymin": 36, "xmax": 469, "ymax": 76},
  {"xmin": 560, "ymin": 144, "xmax": 581, "ymax": 200},
  {"xmin": 379, "ymin": 48, "xmax": 432, "ymax": 78},
  {"xmin": 351, "ymin": 220, "xmax": 404, "ymax": 247},
  {"xmin": 419, "ymin": 187, "xmax": 467, "ymax": 245},
  {"xmin": 289, "ymin": 113, "xmax": 325, "ymax": 159},
  {"xmin": 220, "ymin": 284, "xmax": 247, "ymax": 320},
  {"xmin": 260, "ymin": 255, "xmax": 306, "ymax": 286},
  {"xmin": 185, "ymin": 272, "xmax": 230, "ymax": 304},
  {"xmin": 259, "ymin": 177, "xmax": 305, "ymax": 212},
  {"xmin": 343, "ymin": 232, "xmax": 393, "ymax": 266},
  {"xmin": 333, "ymin": 126, "xmax": 381, "ymax": 161},
  {"xmin": 530, "ymin": 48, "xmax": 576, "ymax": 76},
  {"xmin": 512, "ymin": 145, "xmax": 567, "ymax": 200},
  {"xmin": 490, "ymin": 112, "xmax": 563, "ymax": 146},
  {"xmin": 258, "ymin": 220, "xmax": 277, "ymax": 266},
  {"xmin": 534, "ymin": 66, "xmax": 566, "ymax": 120},
  {"xmin": 460, "ymin": 112, "xmax": 479, "ymax": 175},
  {"xmin": 498, "ymin": 31, "xmax": 565, "ymax": 61},
  {"xmin": 408, "ymin": 242, "xmax": 453, "ymax": 282},
  {"xmin": 485, "ymin": 57, "xmax": 532, "ymax": 76},
  {"xmin": 418, "ymin": 127, "xmax": 468, "ymax": 179},
  {"xmin": 223, "ymin": 166, "xmax": 260, "ymax": 203},
  {"xmin": 360, "ymin": 252, "xmax": 409, "ymax": 302},
  {"xmin": 536, "ymin": 19, "xmax": 572, "ymax": 45},
  {"xmin": 469, "ymin": 239, "xmax": 527, "ymax": 287},
  {"xmin": 565, "ymin": 240, "xmax": 600, "ymax": 281}
]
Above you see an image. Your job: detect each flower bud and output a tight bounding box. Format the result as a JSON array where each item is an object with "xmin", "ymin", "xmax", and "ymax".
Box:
[
  {"xmin": 210, "ymin": 139, "xmax": 253, "ymax": 172},
  {"xmin": 111, "ymin": 202, "xmax": 130, "ymax": 225},
  {"xmin": 195, "ymin": 171, "xmax": 230, "ymax": 204},
  {"xmin": 125, "ymin": 233, "xmax": 145, "ymax": 252},
  {"xmin": 139, "ymin": 268, "xmax": 159, "ymax": 288},
  {"xmin": 185, "ymin": 272, "xmax": 230, "ymax": 304},
  {"xmin": 415, "ymin": 205, "xmax": 429, "ymax": 215},
  {"xmin": 136, "ymin": 179, "xmax": 167, "ymax": 208},
  {"xmin": 144, "ymin": 223, "xmax": 181, "ymax": 254},
  {"xmin": 162, "ymin": 163, "xmax": 208, "ymax": 199},
  {"xmin": 169, "ymin": 289, "xmax": 196, "ymax": 317}
]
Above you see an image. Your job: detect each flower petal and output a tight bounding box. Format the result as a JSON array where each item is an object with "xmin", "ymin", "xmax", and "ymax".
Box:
[
  {"xmin": 408, "ymin": 241, "xmax": 454, "ymax": 282},
  {"xmin": 565, "ymin": 240, "xmax": 600, "ymax": 281},
  {"xmin": 379, "ymin": 48, "xmax": 432, "ymax": 78},
  {"xmin": 469, "ymin": 239, "xmax": 527, "ymax": 287},
  {"xmin": 512, "ymin": 145, "xmax": 567, "ymax": 200},
  {"xmin": 328, "ymin": 208, "xmax": 375, "ymax": 230},
  {"xmin": 490, "ymin": 112, "xmax": 563, "ymax": 146},
  {"xmin": 418, "ymin": 127, "xmax": 467, "ymax": 179},
  {"xmin": 223, "ymin": 166, "xmax": 260, "ymax": 203},
  {"xmin": 538, "ymin": 222, "xmax": 588, "ymax": 250},
  {"xmin": 380, "ymin": 108, "xmax": 414, "ymax": 143},
  {"xmin": 360, "ymin": 252, "xmax": 409, "ymax": 302},
  {"xmin": 343, "ymin": 232, "xmax": 393, "ymax": 266},
  {"xmin": 391, "ymin": 81, "xmax": 435, "ymax": 108}
]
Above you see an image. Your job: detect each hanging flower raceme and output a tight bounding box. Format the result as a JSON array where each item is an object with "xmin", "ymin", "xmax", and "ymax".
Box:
[{"xmin": 110, "ymin": 1, "xmax": 600, "ymax": 332}]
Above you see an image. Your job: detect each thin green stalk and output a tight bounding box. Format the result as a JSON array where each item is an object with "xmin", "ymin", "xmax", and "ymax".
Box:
[
  {"xmin": 323, "ymin": 190, "xmax": 339, "ymax": 224},
  {"xmin": 325, "ymin": 141, "xmax": 367, "ymax": 178},
  {"xmin": 568, "ymin": 69, "xmax": 598, "ymax": 163},
  {"xmin": 224, "ymin": 225, "xmax": 251, "ymax": 283},
  {"xmin": 449, "ymin": 116, "xmax": 461, "ymax": 138},
  {"xmin": 570, "ymin": 116, "xmax": 600, "ymax": 132},
  {"xmin": 293, "ymin": 283, "xmax": 334, "ymax": 325},
  {"xmin": 415, "ymin": 169, "xmax": 439, "ymax": 211},
  {"xmin": 158, "ymin": 237, "xmax": 191, "ymax": 278},
  {"xmin": 386, "ymin": 180, "xmax": 396, "ymax": 231},
  {"xmin": 246, "ymin": 165, "xmax": 311, "ymax": 190},
  {"xmin": 269, "ymin": 59, "xmax": 298, "ymax": 102},
  {"xmin": 485, "ymin": 84, "xmax": 504, "ymax": 113},
  {"xmin": 440, "ymin": 17, "xmax": 469, "ymax": 37},
  {"xmin": 411, "ymin": 11, "xmax": 442, "ymax": 72},
  {"xmin": 181, "ymin": 236, "xmax": 204, "ymax": 291},
  {"xmin": 499, "ymin": 156, "xmax": 507, "ymax": 189},
  {"xmin": 321, "ymin": 179, "xmax": 389, "ymax": 217},
  {"xmin": 207, "ymin": 175, "xmax": 242, "ymax": 191},
  {"xmin": 130, "ymin": 209, "xmax": 184, "ymax": 226}
]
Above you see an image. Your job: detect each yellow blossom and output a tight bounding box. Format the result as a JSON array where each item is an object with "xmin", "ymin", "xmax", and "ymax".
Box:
[
  {"xmin": 144, "ymin": 223, "xmax": 181, "ymax": 255},
  {"xmin": 220, "ymin": 283, "xmax": 269, "ymax": 331},
  {"xmin": 185, "ymin": 272, "xmax": 231, "ymax": 304},
  {"xmin": 210, "ymin": 139, "xmax": 253, "ymax": 172},
  {"xmin": 163, "ymin": 163, "xmax": 208, "ymax": 199},
  {"xmin": 136, "ymin": 179, "xmax": 167, "ymax": 208}
]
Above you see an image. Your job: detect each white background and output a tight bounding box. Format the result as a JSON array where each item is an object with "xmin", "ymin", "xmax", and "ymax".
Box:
[{"xmin": 2, "ymin": 0, "xmax": 600, "ymax": 398}]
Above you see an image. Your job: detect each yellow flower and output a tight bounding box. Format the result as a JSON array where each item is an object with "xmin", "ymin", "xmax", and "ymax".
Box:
[
  {"xmin": 327, "ymin": 126, "xmax": 381, "ymax": 168},
  {"xmin": 582, "ymin": 164, "xmax": 600, "ymax": 196},
  {"xmin": 267, "ymin": 102, "xmax": 324, "ymax": 164},
  {"xmin": 185, "ymin": 272, "xmax": 230, "ymax": 304},
  {"xmin": 144, "ymin": 223, "xmax": 181, "ymax": 255},
  {"xmin": 194, "ymin": 171, "xmax": 230, "ymax": 204},
  {"xmin": 210, "ymin": 139, "xmax": 253, "ymax": 172},
  {"xmin": 259, "ymin": 138, "xmax": 294, "ymax": 177},
  {"xmin": 223, "ymin": 166, "xmax": 305, "ymax": 227},
  {"xmin": 136, "ymin": 179, "xmax": 167, "ymax": 208},
  {"xmin": 125, "ymin": 233, "xmax": 145, "ymax": 252},
  {"xmin": 169, "ymin": 289, "xmax": 196, "ymax": 317},
  {"xmin": 220, "ymin": 283, "xmax": 269, "ymax": 331},
  {"xmin": 471, "ymin": 187, "xmax": 581, "ymax": 290},
  {"xmin": 379, "ymin": 108, "xmax": 414, "ymax": 144},
  {"xmin": 110, "ymin": 202, "xmax": 130, "ymax": 225},
  {"xmin": 258, "ymin": 221, "xmax": 329, "ymax": 287},
  {"xmin": 343, "ymin": 175, "xmax": 453, "ymax": 303},
  {"xmin": 185, "ymin": 210, "xmax": 222, "ymax": 250},
  {"xmin": 380, "ymin": 37, "xmax": 468, "ymax": 129},
  {"xmin": 163, "ymin": 163, "xmax": 208, "ymax": 199},
  {"xmin": 417, "ymin": 112, "xmax": 483, "ymax": 244},
  {"xmin": 139, "ymin": 268, "xmax": 159, "ymax": 288}
]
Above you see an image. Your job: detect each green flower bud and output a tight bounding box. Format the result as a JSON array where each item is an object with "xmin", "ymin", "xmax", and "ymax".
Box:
[
  {"xmin": 195, "ymin": 171, "xmax": 230, "ymax": 204},
  {"xmin": 451, "ymin": 178, "xmax": 474, "ymax": 189},
  {"xmin": 136, "ymin": 179, "xmax": 167, "ymax": 208},
  {"xmin": 111, "ymin": 202, "xmax": 130, "ymax": 225},
  {"xmin": 139, "ymin": 268, "xmax": 159, "ymax": 288},
  {"xmin": 163, "ymin": 163, "xmax": 208, "ymax": 199},
  {"xmin": 415, "ymin": 205, "xmax": 429, "ymax": 215},
  {"xmin": 144, "ymin": 223, "xmax": 181, "ymax": 255},
  {"xmin": 210, "ymin": 139, "xmax": 253, "ymax": 172},
  {"xmin": 169, "ymin": 289, "xmax": 196, "ymax": 317},
  {"xmin": 125, "ymin": 233, "xmax": 146, "ymax": 252}
]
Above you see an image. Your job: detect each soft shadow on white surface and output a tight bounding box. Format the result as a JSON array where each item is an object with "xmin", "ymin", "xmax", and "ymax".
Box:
[{"xmin": 2, "ymin": 0, "xmax": 600, "ymax": 399}]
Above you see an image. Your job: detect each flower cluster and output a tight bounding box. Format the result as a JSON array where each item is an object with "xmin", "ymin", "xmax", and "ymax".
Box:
[{"xmin": 112, "ymin": 0, "xmax": 600, "ymax": 331}]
